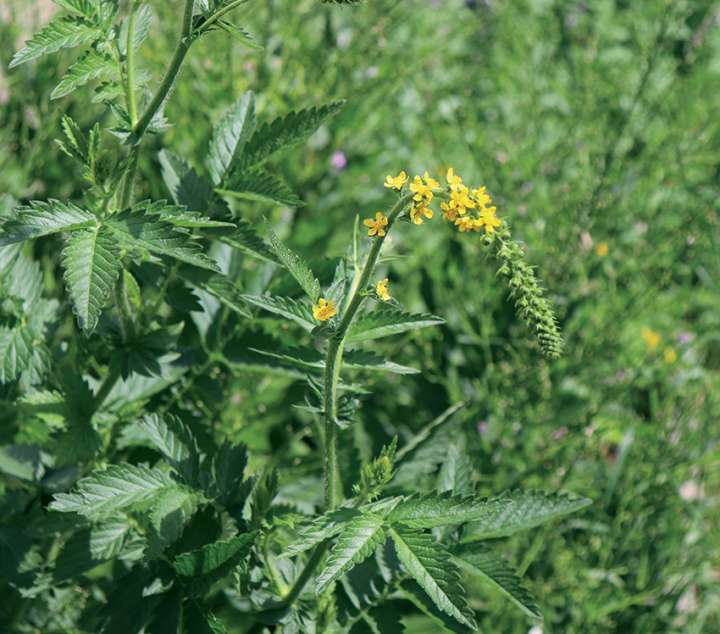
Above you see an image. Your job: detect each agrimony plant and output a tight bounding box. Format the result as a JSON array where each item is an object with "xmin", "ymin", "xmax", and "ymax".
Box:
[{"xmin": 0, "ymin": 1, "xmax": 585, "ymax": 631}]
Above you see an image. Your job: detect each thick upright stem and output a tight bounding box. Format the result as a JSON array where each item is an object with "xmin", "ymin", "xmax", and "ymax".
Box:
[
  {"xmin": 119, "ymin": 0, "xmax": 194, "ymax": 208},
  {"xmin": 322, "ymin": 193, "xmax": 412, "ymax": 510}
]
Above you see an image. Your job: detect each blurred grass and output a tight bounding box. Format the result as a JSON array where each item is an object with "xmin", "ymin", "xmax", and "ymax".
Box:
[{"xmin": 2, "ymin": 0, "xmax": 719, "ymax": 632}]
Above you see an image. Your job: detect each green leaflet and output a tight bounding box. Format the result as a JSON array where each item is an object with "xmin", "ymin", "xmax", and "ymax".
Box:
[
  {"xmin": 159, "ymin": 150, "xmax": 215, "ymax": 212},
  {"xmin": 241, "ymin": 294, "xmax": 316, "ymax": 331},
  {"xmin": 452, "ymin": 544, "xmax": 541, "ymax": 620},
  {"xmin": 266, "ymin": 228, "xmax": 321, "ymax": 302},
  {"xmin": 218, "ymin": 168, "xmax": 304, "ymax": 207},
  {"xmin": 137, "ymin": 413, "xmax": 200, "ymax": 484},
  {"xmin": 9, "ymin": 16, "xmax": 102, "ymax": 68},
  {"xmin": 61, "ymin": 225, "xmax": 122, "ymax": 333},
  {"xmin": 285, "ymin": 508, "xmax": 362, "ymax": 557},
  {"xmin": 238, "ymin": 101, "xmax": 345, "ymax": 169},
  {"xmin": 179, "ymin": 266, "xmax": 251, "ymax": 319},
  {"xmin": 173, "ymin": 533, "xmax": 256, "ymax": 577},
  {"xmin": 0, "ymin": 200, "xmax": 96, "ymax": 246},
  {"xmin": 0, "ymin": 327, "xmax": 35, "ymax": 384},
  {"xmin": 387, "ymin": 493, "xmax": 511, "ymax": 529},
  {"xmin": 461, "ymin": 490, "xmax": 592, "ymax": 541},
  {"xmin": 251, "ymin": 346, "xmax": 419, "ymax": 375},
  {"xmin": 316, "ymin": 513, "xmax": 386, "ymax": 593},
  {"xmin": 346, "ymin": 309, "xmax": 444, "ymax": 343},
  {"xmin": 89, "ymin": 517, "xmax": 132, "ymax": 559},
  {"xmin": 51, "ymin": 50, "xmax": 116, "ymax": 99},
  {"xmin": 207, "ymin": 91, "xmax": 256, "ymax": 185},
  {"xmin": 220, "ymin": 218, "xmax": 278, "ymax": 263},
  {"xmin": 107, "ymin": 207, "xmax": 220, "ymax": 271},
  {"xmin": 49, "ymin": 463, "xmax": 180, "ymax": 519},
  {"xmin": 388, "ymin": 527, "xmax": 477, "ymax": 630}
]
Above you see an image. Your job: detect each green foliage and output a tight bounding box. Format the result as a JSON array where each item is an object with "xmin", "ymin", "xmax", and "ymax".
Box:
[{"xmin": 3, "ymin": 0, "xmax": 714, "ymax": 632}]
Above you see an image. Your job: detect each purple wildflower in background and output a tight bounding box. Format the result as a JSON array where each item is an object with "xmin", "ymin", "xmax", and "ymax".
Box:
[{"xmin": 330, "ymin": 150, "xmax": 347, "ymax": 171}]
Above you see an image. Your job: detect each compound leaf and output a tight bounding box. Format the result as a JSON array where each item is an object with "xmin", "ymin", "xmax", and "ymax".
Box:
[
  {"xmin": 207, "ymin": 91, "xmax": 256, "ymax": 185},
  {"xmin": 387, "ymin": 493, "xmax": 510, "ymax": 530},
  {"xmin": 266, "ymin": 228, "xmax": 320, "ymax": 301},
  {"xmin": 347, "ymin": 309, "xmax": 444, "ymax": 343}
]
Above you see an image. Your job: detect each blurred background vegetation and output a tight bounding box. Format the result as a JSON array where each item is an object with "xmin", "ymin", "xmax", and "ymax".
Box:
[{"xmin": 1, "ymin": 0, "xmax": 719, "ymax": 632}]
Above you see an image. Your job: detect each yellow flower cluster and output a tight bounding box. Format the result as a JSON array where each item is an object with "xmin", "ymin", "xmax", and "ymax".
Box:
[
  {"xmin": 441, "ymin": 169, "xmax": 501, "ymax": 234},
  {"xmin": 366, "ymin": 168, "xmax": 503, "ymax": 237},
  {"xmin": 375, "ymin": 278, "xmax": 391, "ymax": 301}
]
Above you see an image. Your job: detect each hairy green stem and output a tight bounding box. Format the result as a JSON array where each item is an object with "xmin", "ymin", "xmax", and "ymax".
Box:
[
  {"xmin": 279, "ymin": 540, "xmax": 330, "ymax": 606},
  {"xmin": 323, "ymin": 192, "xmax": 412, "ymax": 510},
  {"xmin": 125, "ymin": 1, "xmax": 140, "ymax": 126},
  {"xmin": 119, "ymin": 0, "xmax": 194, "ymax": 209}
]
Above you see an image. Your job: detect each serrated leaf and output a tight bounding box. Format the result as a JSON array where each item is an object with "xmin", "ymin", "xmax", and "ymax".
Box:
[
  {"xmin": 437, "ymin": 441, "xmax": 473, "ymax": 497},
  {"xmin": 462, "ymin": 490, "xmax": 592, "ymax": 540},
  {"xmin": 49, "ymin": 463, "xmax": 178, "ymax": 518},
  {"xmin": 317, "ymin": 513, "xmax": 386, "ymax": 592},
  {"xmin": 159, "ymin": 150, "xmax": 215, "ymax": 212},
  {"xmin": 219, "ymin": 168, "xmax": 303, "ymax": 207},
  {"xmin": 9, "ymin": 16, "xmax": 102, "ymax": 68},
  {"xmin": 148, "ymin": 487, "xmax": 198, "ymax": 554},
  {"xmin": 207, "ymin": 91, "xmax": 256, "ymax": 185},
  {"xmin": 0, "ymin": 200, "xmax": 96, "ymax": 246},
  {"xmin": 346, "ymin": 309, "xmax": 444, "ymax": 343},
  {"xmin": 387, "ymin": 493, "xmax": 511, "ymax": 529},
  {"xmin": 137, "ymin": 413, "xmax": 199, "ymax": 484},
  {"xmin": 399, "ymin": 580, "xmax": 470, "ymax": 634},
  {"xmin": 266, "ymin": 228, "xmax": 320, "ymax": 301},
  {"xmin": 207, "ymin": 441, "xmax": 247, "ymax": 505},
  {"xmin": 220, "ymin": 218, "xmax": 277, "ymax": 263},
  {"xmin": 238, "ymin": 101, "xmax": 344, "ymax": 169},
  {"xmin": 388, "ymin": 527, "xmax": 476, "ymax": 629},
  {"xmin": 216, "ymin": 20, "xmax": 262, "ymax": 50},
  {"xmin": 90, "ymin": 517, "xmax": 131, "ymax": 559},
  {"xmin": 126, "ymin": 3, "xmax": 153, "ymax": 52},
  {"xmin": 286, "ymin": 508, "xmax": 361, "ymax": 557},
  {"xmin": 51, "ymin": 50, "xmax": 116, "ymax": 99},
  {"xmin": 179, "ymin": 266, "xmax": 251, "ymax": 318},
  {"xmin": 61, "ymin": 225, "xmax": 122, "ymax": 333},
  {"xmin": 0, "ymin": 327, "xmax": 35, "ymax": 383},
  {"xmin": 108, "ymin": 207, "xmax": 220, "ymax": 271},
  {"xmin": 452, "ymin": 544, "xmax": 541, "ymax": 619},
  {"xmin": 251, "ymin": 347, "xmax": 419, "ymax": 375},
  {"xmin": 241, "ymin": 294, "xmax": 315, "ymax": 330},
  {"xmin": 0, "ymin": 444, "xmax": 44, "ymax": 481},
  {"xmin": 54, "ymin": 0, "xmax": 99, "ymax": 19},
  {"xmin": 173, "ymin": 532, "xmax": 256, "ymax": 577}
]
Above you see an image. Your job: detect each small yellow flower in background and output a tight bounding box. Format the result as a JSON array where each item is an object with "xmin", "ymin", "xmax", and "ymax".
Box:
[
  {"xmin": 446, "ymin": 167, "xmax": 463, "ymax": 189},
  {"xmin": 641, "ymin": 327, "xmax": 661, "ymax": 351},
  {"xmin": 376, "ymin": 278, "xmax": 391, "ymax": 301},
  {"xmin": 312, "ymin": 298, "xmax": 337, "ymax": 322},
  {"xmin": 410, "ymin": 204, "xmax": 433, "ymax": 225},
  {"xmin": 664, "ymin": 347, "xmax": 677, "ymax": 364},
  {"xmin": 410, "ymin": 171, "xmax": 439, "ymax": 204},
  {"xmin": 384, "ymin": 170, "xmax": 408, "ymax": 191},
  {"xmin": 596, "ymin": 242, "xmax": 609, "ymax": 257},
  {"xmin": 363, "ymin": 211, "xmax": 389, "ymax": 237},
  {"xmin": 478, "ymin": 206, "xmax": 502, "ymax": 234}
]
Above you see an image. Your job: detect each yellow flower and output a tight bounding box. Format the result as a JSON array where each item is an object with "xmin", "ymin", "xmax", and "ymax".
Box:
[
  {"xmin": 478, "ymin": 206, "xmax": 502, "ymax": 234},
  {"xmin": 410, "ymin": 171, "xmax": 439, "ymax": 203},
  {"xmin": 454, "ymin": 216, "xmax": 477, "ymax": 233},
  {"xmin": 641, "ymin": 327, "xmax": 661, "ymax": 351},
  {"xmin": 446, "ymin": 167, "xmax": 463, "ymax": 189},
  {"xmin": 441, "ymin": 201, "xmax": 458, "ymax": 221},
  {"xmin": 363, "ymin": 211, "xmax": 389, "ymax": 237},
  {"xmin": 471, "ymin": 186, "xmax": 492, "ymax": 208},
  {"xmin": 664, "ymin": 347, "xmax": 677, "ymax": 364},
  {"xmin": 410, "ymin": 204, "xmax": 433, "ymax": 225},
  {"xmin": 376, "ymin": 278, "xmax": 391, "ymax": 301},
  {"xmin": 447, "ymin": 185, "xmax": 475, "ymax": 216},
  {"xmin": 595, "ymin": 242, "xmax": 609, "ymax": 257},
  {"xmin": 384, "ymin": 170, "xmax": 408, "ymax": 191},
  {"xmin": 312, "ymin": 298, "xmax": 337, "ymax": 322}
]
